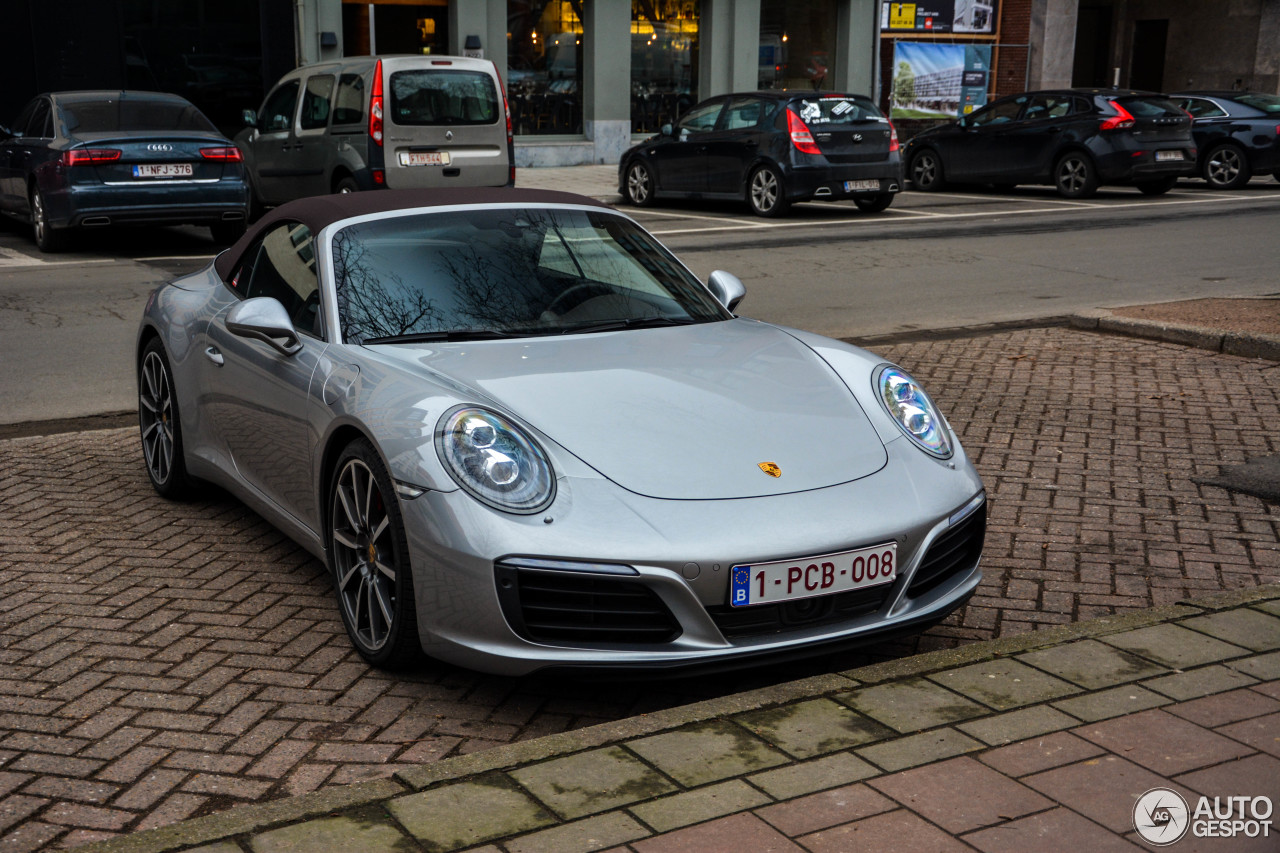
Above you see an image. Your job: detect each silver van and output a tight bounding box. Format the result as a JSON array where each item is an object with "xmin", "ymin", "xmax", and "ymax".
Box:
[{"xmin": 236, "ymin": 55, "xmax": 513, "ymax": 208}]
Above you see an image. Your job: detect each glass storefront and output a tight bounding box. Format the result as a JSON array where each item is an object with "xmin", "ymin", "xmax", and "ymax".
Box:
[
  {"xmin": 759, "ymin": 0, "xmax": 838, "ymax": 92},
  {"xmin": 342, "ymin": 1, "xmax": 448, "ymax": 57},
  {"xmin": 507, "ymin": 1, "xmax": 585, "ymax": 135},
  {"xmin": 630, "ymin": 1, "xmax": 699, "ymax": 134}
]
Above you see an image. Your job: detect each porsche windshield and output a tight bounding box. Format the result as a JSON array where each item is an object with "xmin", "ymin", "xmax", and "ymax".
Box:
[{"xmin": 332, "ymin": 208, "xmax": 729, "ymax": 344}]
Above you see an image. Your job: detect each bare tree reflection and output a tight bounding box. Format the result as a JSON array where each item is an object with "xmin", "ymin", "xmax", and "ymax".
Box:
[{"xmin": 333, "ymin": 229, "xmax": 443, "ymax": 342}]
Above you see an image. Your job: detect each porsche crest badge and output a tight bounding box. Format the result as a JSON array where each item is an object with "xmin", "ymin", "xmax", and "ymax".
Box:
[{"xmin": 758, "ymin": 462, "xmax": 781, "ymax": 478}]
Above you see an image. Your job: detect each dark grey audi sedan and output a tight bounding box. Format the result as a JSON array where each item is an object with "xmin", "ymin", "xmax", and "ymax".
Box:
[{"xmin": 0, "ymin": 90, "xmax": 249, "ymax": 252}]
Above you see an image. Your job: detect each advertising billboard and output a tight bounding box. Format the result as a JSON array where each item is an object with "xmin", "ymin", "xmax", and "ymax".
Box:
[
  {"xmin": 890, "ymin": 42, "xmax": 992, "ymax": 119},
  {"xmin": 881, "ymin": 1, "xmax": 999, "ymax": 35}
]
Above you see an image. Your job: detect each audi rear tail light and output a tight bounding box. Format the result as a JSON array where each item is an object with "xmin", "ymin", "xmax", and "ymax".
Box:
[
  {"xmin": 369, "ymin": 59, "xmax": 384, "ymax": 147},
  {"xmin": 888, "ymin": 120, "xmax": 900, "ymax": 153},
  {"xmin": 200, "ymin": 146, "xmax": 243, "ymax": 162},
  {"xmin": 787, "ymin": 108, "xmax": 821, "ymax": 155},
  {"xmin": 62, "ymin": 149, "xmax": 121, "ymax": 166},
  {"xmin": 1100, "ymin": 100, "xmax": 1135, "ymax": 130}
]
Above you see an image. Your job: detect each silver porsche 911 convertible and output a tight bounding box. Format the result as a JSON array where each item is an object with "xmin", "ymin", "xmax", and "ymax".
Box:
[{"xmin": 136, "ymin": 187, "xmax": 985, "ymax": 676}]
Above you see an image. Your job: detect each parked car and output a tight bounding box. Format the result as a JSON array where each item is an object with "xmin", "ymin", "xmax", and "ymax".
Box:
[
  {"xmin": 904, "ymin": 89, "xmax": 1197, "ymax": 198},
  {"xmin": 0, "ymin": 91, "xmax": 248, "ymax": 252},
  {"xmin": 136, "ymin": 187, "xmax": 985, "ymax": 675},
  {"xmin": 1171, "ymin": 91, "xmax": 1280, "ymax": 189},
  {"xmin": 619, "ymin": 91, "xmax": 903, "ymax": 217},
  {"xmin": 236, "ymin": 55, "xmax": 513, "ymax": 211}
]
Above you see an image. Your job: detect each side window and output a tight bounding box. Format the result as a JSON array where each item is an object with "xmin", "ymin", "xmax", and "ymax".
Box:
[
  {"xmin": 9, "ymin": 101, "xmax": 36, "ymax": 138},
  {"xmin": 722, "ymin": 97, "xmax": 765, "ymax": 131},
  {"xmin": 239, "ymin": 223, "xmax": 323, "ymax": 339},
  {"xmin": 1023, "ymin": 95, "xmax": 1072, "ymax": 121},
  {"xmin": 300, "ymin": 75, "xmax": 335, "ymax": 130},
  {"xmin": 969, "ymin": 98, "xmax": 1023, "ymax": 127},
  {"xmin": 677, "ymin": 101, "xmax": 723, "ymax": 136},
  {"xmin": 259, "ymin": 81, "xmax": 300, "ymax": 133},
  {"xmin": 27, "ymin": 100, "xmax": 52, "ymax": 138},
  {"xmin": 1180, "ymin": 98, "xmax": 1226, "ymax": 118},
  {"xmin": 332, "ymin": 73, "xmax": 365, "ymax": 125}
]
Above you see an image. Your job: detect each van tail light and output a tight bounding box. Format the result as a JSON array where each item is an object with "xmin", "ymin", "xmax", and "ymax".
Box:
[
  {"xmin": 888, "ymin": 120, "xmax": 900, "ymax": 153},
  {"xmin": 62, "ymin": 148, "xmax": 121, "ymax": 166},
  {"xmin": 372, "ymin": 169, "xmax": 385, "ymax": 185},
  {"xmin": 787, "ymin": 108, "xmax": 821, "ymax": 155},
  {"xmin": 200, "ymin": 146, "xmax": 243, "ymax": 162},
  {"xmin": 369, "ymin": 59, "xmax": 384, "ymax": 147},
  {"xmin": 1100, "ymin": 100, "xmax": 1135, "ymax": 131}
]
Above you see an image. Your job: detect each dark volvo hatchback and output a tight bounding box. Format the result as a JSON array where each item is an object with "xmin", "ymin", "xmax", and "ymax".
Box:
[
  {"xmin": 904, "ymin": 88, "xmax": 1197, "ymax": 198},
  {"xmin": 619, "ymin": 91, "xmax": 903, "ymax": 217},
  {"xmin": 0, "ymin": 91, "xmax": 248, "ymax": 252}
]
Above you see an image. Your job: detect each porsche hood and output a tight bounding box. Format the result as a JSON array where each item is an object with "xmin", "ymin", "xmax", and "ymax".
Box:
[{"xmin": 376, "ymin": 320, "xmax": 888, "ymax": 500}]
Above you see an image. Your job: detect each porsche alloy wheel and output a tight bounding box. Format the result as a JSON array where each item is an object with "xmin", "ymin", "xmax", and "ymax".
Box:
[
  {"xmin": 138, "ymin": 340, "xmax": 194, "ymax": 498},
  {"xmin": 330, "ymin": 441, "xmax": 421, "ymax": 667}
]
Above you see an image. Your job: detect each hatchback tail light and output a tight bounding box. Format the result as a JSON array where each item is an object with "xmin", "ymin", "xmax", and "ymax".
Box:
[
  {"xmin": 369, "ymin": 59, "xmax": 384, "ymax": 147},
  {"xmin": 62, "ymin": 149, "xmax": 121, "ymax": 166},
  {"xmin": 200, "ymin": 146, "xmax": 243, "ymax": 162},
  {"xmin": 787, "ymin": 108, "xmax": 821, "ymax": 155},
  {"xmin": 888, "ymin": 120, "xmax": 900, "ymax": 153},
  {"xmin": 1100, "ymin": 100, "xmax": 1135, "ymax": 131}
]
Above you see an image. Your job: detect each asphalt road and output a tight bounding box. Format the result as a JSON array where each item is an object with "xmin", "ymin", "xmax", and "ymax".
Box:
[{"xmin": 1, "ymin": 182, "xmax": 1278, "ymax": 425}]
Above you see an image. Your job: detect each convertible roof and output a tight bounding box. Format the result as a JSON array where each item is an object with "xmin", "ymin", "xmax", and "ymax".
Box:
[{"xmin": 214, "ymin": 187, "xmax": 615, "ymax": 280}]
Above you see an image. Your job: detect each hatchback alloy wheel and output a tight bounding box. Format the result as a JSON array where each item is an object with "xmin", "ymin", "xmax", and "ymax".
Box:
[
  {"xmin": 1054, "ymin": 153, "xmax": 1098, "ymax": 198},
  {"xmin": 748, "ymin": 165, "xmax": 788, "ymax": 217},
  {"xmin": 1204, "ymin": 143, "xmax": 1250, "ymax": 190},
  {"xmin": 626, "ymin": 161, "xmax": 654, "ymax": 206},
  {"xmin": 909, "ymin": 150, "xmax": 944, "ymax": 191}
]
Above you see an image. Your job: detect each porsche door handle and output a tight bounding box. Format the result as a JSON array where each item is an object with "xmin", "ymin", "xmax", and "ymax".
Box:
[{"xmin": 204, "ymin": 346, "xmax": 225, "ymax": 366}]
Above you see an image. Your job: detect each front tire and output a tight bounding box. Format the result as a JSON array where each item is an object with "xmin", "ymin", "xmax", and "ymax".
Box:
[
  {"xmin": 909, "ymin": 149, "xmax": 945, "ymax": 191},
  {"xmin": 1135, "ymin": 177, "xmax": 1177, "ymax": 196},
  {"xmin": 31, "ymin": 188, "xmax": 68, "ymax": 253},
  {"xmin": 1203, "ymin": 143, "xmax": 1251, "ymax": 190},
  {"xmin": 138, "ymin": 338, "xmax": 196, "ymax": 499},
  {"xmin": 853, "ymin": 193, "xmax": 894, "ymax": 213},
  {"xmin": 1054, "ymin": 152, "xmax": 1098, "ymax": 198},
  {"xmin": 747, "ymin": 164, "xmax": 789, "ymax": 217},
  {"xmin": 329, "ymin": 439, "xmax": 423, "ymax": 669},
  {"xmin": 624, "ymin": 160, "xmax": 655, "ymax": 207}
]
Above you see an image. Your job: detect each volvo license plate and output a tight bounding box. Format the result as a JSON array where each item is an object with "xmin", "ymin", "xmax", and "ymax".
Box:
[
  {"xmin": 729, "ymin": 542, "xmax": 897, "ymax": 607},
  {"xmin": 1155, "ymin": 150, "xmax": 1183, "ymax": 162},
  {"xmin": 134, "ymin": 163, "xmax": 193, "ymax": 178},
  {"xmin": 399, "ymin": 151, "xmax": 451, "ymax": 166}
]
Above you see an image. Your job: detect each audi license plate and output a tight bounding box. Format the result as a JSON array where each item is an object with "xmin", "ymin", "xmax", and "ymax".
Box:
[
  {"xmin": 729, "ymin": 542, "xmax": 897, "ymax": 607},
  {"xmin": 134, "ymin": 163, "xmax": 193, "ymax": 178},
  {"xmin": 1155, "ymin": 150, "xmax": 1184, "ymax": 162},
  {"xmin": 399, "ymin": 151, "xmax": 451, "ymax": 166},
  {"xmin": 844, "ymin": 179, "xmax": 880, "ymax": 192}
]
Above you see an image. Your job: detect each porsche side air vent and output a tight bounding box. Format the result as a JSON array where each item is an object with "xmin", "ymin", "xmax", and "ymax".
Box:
[{"xmin": 908, "ymin": 502, "xmax": 987, "ymax": 598}]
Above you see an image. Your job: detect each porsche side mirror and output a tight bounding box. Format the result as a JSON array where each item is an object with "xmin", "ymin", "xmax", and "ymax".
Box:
[
  {"xmin": 226, "ymin": 297, "xmax": 302, "ymax": 355},
  {"xmin": 707, "ymin": 270, "xmax": 746, "ymax": 312},
  {"xmin": 241, "ymin": 109, "xmax": 257, "ymax": 127}
]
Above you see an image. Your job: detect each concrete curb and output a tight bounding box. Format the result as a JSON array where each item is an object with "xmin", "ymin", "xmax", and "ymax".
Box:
[
  {"xmin": 1070, "ymin": 311, "xmax": 1280, "ymax": 361},
  {"xmin": 75, "ymin": 582, "xmax": 1280, "ymax": 853}
]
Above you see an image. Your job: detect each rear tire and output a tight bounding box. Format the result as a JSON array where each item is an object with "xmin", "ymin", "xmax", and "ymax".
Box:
[
  {"xmin": 1203, "ymin": 143, "xmax": 1251, "ymax": 190},
  {"xmin": 1135, "ymin": 177, "xmax": 1177, "ymax": 196},
  {"xmin": 909, "ymin": 149, "xmax": 945, "ymax": 191},
  {"xmin": 747, "ymin": 164, "xmax": 789, "ymax": 217},
  {"xmin": 138, "ymin": 338, "xmax": 197, "ymax": 499},
  {"xmin": 624, "ymin": 160, "xmax": 655, "ymax": 207},
  {"xmin": 31, "ymin": 188, "xmax": 68, "ymax": 253},
  {"xmin": 335, "ymin": 175, "xmax": 360, "ymax": 194},
  {"xmin": 1053, "ymin": 152, "xmax": 1098, "ymax": 199},
  {"xmin": 853, "ymin": 193, "xmax": 894, "ymax": 213}
]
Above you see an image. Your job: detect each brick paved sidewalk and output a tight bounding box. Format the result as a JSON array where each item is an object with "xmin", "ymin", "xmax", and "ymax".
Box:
[
  {"xmin": 75, "ymin": 587, "xmax": 1280, "ymax": 853},
  {"xmin": 1, "ymin": 326, "xmax": 1277, "ymax": 849}
]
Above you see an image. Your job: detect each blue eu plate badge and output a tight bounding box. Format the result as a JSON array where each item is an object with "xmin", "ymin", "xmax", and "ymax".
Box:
[{"xmin": 731, "ymin": 566, "xmax": 752, "ymax": 606}]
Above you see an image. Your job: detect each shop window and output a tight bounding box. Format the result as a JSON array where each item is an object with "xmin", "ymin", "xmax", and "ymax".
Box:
[
  {"xmin": 507, "ymin": 0, "xmax": 584, "ymax": 135},
  {"xmin": 631, "ymin": 1, "xmax": 699, "ymax": 133},
  {"xmin": 759, "ymin": 0, "xmax": 837, "ymax": 91}
]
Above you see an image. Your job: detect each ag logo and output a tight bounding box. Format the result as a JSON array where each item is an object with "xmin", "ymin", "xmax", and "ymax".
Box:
[{"xmin": 1134, "ymin": 787, "xmax": 1190, "ymax": 846}]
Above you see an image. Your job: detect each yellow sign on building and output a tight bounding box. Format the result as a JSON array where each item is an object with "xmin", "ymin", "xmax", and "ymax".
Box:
[{"xmin": 889, "ymin": 3, "xmax": 917, "ymax": 29}]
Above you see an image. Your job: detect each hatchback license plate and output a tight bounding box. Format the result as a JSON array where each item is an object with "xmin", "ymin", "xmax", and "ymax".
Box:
[
  {"xmin": 400, "ymin": 151, "xmax": 451, "ymax": 166},
  {"xmin": 844, "ymin": 179, "xmax": 880, "ymax": 192},
  {"xmin": 134, "ymin": 163, "xmax": 193, "ymax": 178},
  {"xmin": 729, "ymin": 542, "xmax": 897, "ymax": 607},
  {"xmin": 1155, "ymin": 150, "xmax": 1183, "ymax": 162}
]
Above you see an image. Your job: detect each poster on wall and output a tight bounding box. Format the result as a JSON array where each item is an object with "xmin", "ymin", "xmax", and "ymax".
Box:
[
  {"xmin": 890, "ymin": 42, "xmax": 992, "ymax": 119},
  {"xmin": 881, "ymin": 1, "xmax": 999, "ymax": 35}
]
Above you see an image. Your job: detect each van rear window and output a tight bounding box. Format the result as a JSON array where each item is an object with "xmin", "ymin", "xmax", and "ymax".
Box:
[{"xmin": 389, "ymin": 70, "xmax": 500, "ymax": 126}]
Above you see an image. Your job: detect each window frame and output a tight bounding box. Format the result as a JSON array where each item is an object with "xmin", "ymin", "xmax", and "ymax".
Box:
[{"xmin": 223, "ymin": 221, "xmax": 326, "ymax": 342}]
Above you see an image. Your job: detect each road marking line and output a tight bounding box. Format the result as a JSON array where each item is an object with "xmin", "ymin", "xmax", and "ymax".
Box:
[
  {"xmin": 633, "ymin": 209, "xmax": 771, "ymax": 226},
  {"xmin": 133, "ymin": 255, "xmax": 216, "ymax": 262}
]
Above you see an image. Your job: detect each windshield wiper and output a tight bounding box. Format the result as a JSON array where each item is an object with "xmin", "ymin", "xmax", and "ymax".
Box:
[
  {"xmin": 558, "ymin": 316, "xmax": 699, "ymax": 335},
  {"xmin": 361, "ymin": 329, "xmax": 521, "ymax": 344}
]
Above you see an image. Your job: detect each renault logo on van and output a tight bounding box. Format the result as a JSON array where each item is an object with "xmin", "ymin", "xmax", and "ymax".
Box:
[{"xmin": 147, "ymin": 143, "xmax": 174, "ymax": 152}]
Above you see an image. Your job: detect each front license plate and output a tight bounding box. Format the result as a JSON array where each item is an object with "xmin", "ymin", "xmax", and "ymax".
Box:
[
  {"xmin": 399, "ymin": 151, "xmax": 451, "ymax": 166},
  {"xmin": 844, "ymin": 179, "xmax": 881, "ymax": 192},
  {"xmin": 1155, "ymin": 150, "xmax": 1184, "ymax": 162},
  {"xmin": 133, "ymin": 163, "xmax": 193, "ymax": 178},
  {"xmin": 729, "ymin": 542, "xmax": 897, "ymax": 607}
]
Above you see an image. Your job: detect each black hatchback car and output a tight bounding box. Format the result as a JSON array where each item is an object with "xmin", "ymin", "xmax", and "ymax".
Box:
[
  {"xmin": 904, "ymin": 89, "xmax": 1197, "ymax": 198},
  {"xmin": 1171, "ymin": 91, "xmax": 1280, "ymax": 189},
  {"xmin": 618, "ymin": 91, "xmax": 903, "ymax": 217},
  {"xmin": 0, "ymin": 91, "xmax": 248, "ymax": 252}
]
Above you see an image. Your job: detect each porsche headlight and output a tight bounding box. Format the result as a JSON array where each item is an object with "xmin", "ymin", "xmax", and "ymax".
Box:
[
  {"xmin": 875, "ymin": 366, "xmax": 953, "ymax": 458},
  {"xmin": 436, "ymin": 407, "xmax": 555, "ymax": 513}
]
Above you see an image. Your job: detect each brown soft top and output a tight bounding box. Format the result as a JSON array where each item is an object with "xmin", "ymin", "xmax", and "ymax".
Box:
[{"xmin": 214, "ymin": 187, "xmax": 615, "ymax": 280}]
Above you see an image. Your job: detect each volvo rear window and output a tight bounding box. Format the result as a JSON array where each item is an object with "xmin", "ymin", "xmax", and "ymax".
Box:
[
  {"xmin": 1234, "ymin": 94, "xmax": 1280, "ymax": 114},
  {"xmin": 791, "ymin": 96, "xmax": 884, "ymax": 126},
  {"xmin": 1115, "ymin": 97, "xmax": 1186, "ymax": 118},
  {"xmin": 389, "ymin": 70, "xmax": 500, "ymax": 126},
  {"xmin": 59, "ymin": 98, "xmax": 217, "ymax": 133}
]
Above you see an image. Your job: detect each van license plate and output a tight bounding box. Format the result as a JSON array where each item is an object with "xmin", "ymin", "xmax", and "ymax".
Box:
[
  {"xmin": 729, "ymin": 542, "xmax": 897, "ymax": 607},
  {"xmin": 1155, "ymin": 150, "xmax": 1183, "ymax": 161},
  {"xmin": 400, "ymin": 151, "xmax": 451, "ymax": 166},
  {"xmin": 844, "ymin": 180, "xmax": 880, "ymax": 192},
  {"xmin": 134, "ymin": 164, "xmax": 193, "ymax": 178}
]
